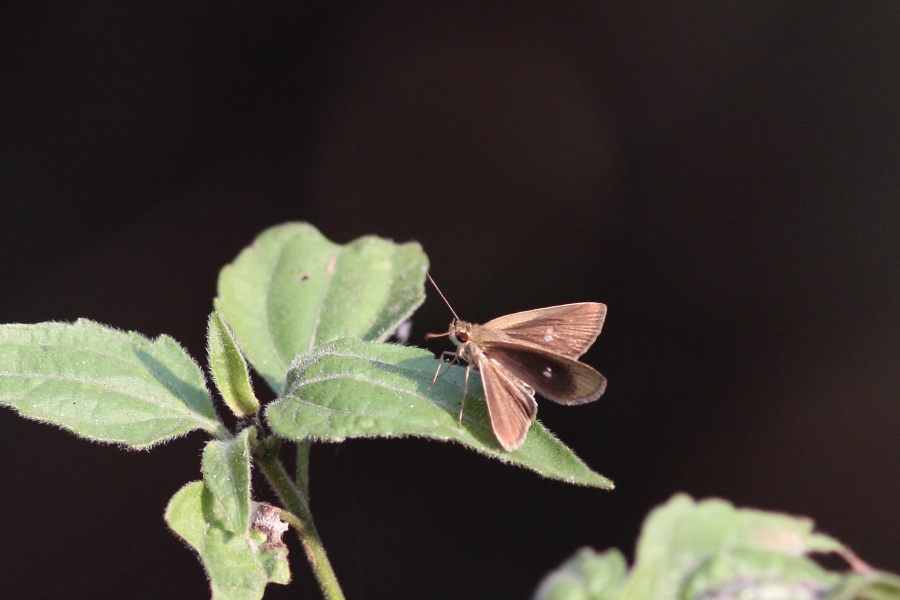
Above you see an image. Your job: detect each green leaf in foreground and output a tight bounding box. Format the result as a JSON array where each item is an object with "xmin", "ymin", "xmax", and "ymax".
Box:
[
  {"xmin": 0, "ymin": 319, "xmax": 225, "ymax": 448},
  {"xmin": 214, "ymin": 222, "xmax": 427, "ymax": 393},
  {"xmin": 265, "ymin": 337, "xmax": 613, "ymax": 488},
  {"xmin": 622, "ymin": 494, "xmax": 845, "ymax": 600},
  {"xmin": 202, "ymin": 428, "xmax": 254, "ymax": 534},
  {"xmin": 165, "ymin": 481, "xmax": 290, "ymax": 600},
  {"xmin": 534, "ymin": 548, "xmax": 627, "ymax": 600},
  {"xmin": 208, "ymin": 312, "xmax": 259, "ymax": 418},
  {"xmin": 534, "ymin": 494, "xmax": 900, "ymax": 600}
]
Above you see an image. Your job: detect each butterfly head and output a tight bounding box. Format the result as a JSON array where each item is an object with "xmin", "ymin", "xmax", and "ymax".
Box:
[
  {"xmin": 448, "ymin": 319, "xmax": 470, "ymax": 346},
  {"xmin": 448, "ymin": 319, "xmax": 481, "ymax": 364}
]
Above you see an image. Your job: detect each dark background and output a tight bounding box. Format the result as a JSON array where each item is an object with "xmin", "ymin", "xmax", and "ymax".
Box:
[{"xmin": 1, "ymin": 3, "xmax": 898, "ymax": 599}]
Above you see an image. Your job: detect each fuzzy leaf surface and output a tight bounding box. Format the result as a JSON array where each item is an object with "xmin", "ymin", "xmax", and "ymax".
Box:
[
  {"xmin": 214, "ymin": 222, "xmax": 427, "ymax": 393},
  {"xmin": 202, "ymin": 428, "xmax": 253, "ymax": 534},
  {"xmin": 165, "ymin": 481, "xmax": 290, "ymax": 600},
  {"xmin": 207, "ymin": 312, "xmax": 259, "ymax": 417},
  {"xmin": 0, "ymin": 319, "xmax": 223, "ymax": 447},
  {"xmin": 266, "ymin": 338, "xmax": 613, "ymax": 488}
]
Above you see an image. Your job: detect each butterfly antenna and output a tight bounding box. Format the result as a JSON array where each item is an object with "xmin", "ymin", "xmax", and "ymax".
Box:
[{"xmin": 425, "ymin": 271, "xmax": 460, "ymax": 321}]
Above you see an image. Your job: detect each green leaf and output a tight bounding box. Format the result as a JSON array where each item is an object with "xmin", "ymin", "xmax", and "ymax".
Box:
[
  {"xmin": 682, "ymin": 548, "xmax": 841, "ymax": 599},
  {"xmin": 534, "ymin": 494, "xmax": 900, "ymax": 600},
  {"xmin": 635, "ymin": 494, "xmax": 827, "ymax": 561},
  {"xmin": 165, "ymin": 482, "xmax": 291, "ymax": 600},
  {"xmin": 832, "ymin": 571, "xmax": 900, "ymax": 600},
  {"xmin": 214, "ymin": 222, "xmax": 427, "ymax": 393},
  {"xmin": 0, "ymin": 319, "xmax": 225, "ymax": 448},
  {"xmin": 619, "ymin": 494, "xmax": 898, "ymax": 600},
  {"xmin": 533, "ymin": 548, "xmax": 627, "ymax": 600},
  {"xmin": 207, "ymin": 312, "xmax": 259, "ymax": 418},
  {"xmin": 265, "ymin": 337, "xmax": 613, "ymax": 488},
  {"xmin": 202, "ymin": 428, "xmax": 254, "ymax": 534}
]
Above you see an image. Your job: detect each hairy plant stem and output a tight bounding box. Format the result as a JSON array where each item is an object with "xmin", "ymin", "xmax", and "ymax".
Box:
[
  {"xmin": 253, "ymin": 437, "xmax": 345, "ymax": 600},
  {"xmin": 295, "ymin": 439, "xmax": 311, "ymax": 499}
]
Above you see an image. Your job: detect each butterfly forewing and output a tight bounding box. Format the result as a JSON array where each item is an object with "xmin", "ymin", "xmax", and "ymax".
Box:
[
  {"xmin": 480, "ymin": 303, "xmax": 606, "ymax": 359},
  {"xmin": 477, "ymin": 355, "xmax": 538, "ymax": 451},
  {"xmin": 484, "ymin": 343, "xmax": 607, "ymax": 405}
]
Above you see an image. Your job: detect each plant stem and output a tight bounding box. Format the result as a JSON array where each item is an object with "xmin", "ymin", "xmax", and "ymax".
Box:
[
  {"xmin": 295, "ymin": 439, "xmax": 311, "ymax": 499},
  {"xmin": 254, "ymin": 438, "xmax": 345, "ymax": 600}
]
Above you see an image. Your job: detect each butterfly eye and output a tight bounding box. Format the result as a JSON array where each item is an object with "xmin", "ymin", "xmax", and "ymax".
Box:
[{"xmin": 456, "ymin": 331, "xmax": 469, "ymax": 343}]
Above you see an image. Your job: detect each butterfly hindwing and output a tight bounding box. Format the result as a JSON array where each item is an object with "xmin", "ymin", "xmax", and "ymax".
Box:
[{"xmin": 484, "ymin": 342, "xmax": 607, "ymax": 405}]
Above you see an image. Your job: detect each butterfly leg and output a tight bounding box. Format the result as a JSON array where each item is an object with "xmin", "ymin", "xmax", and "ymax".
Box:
[
  {"xmin": 457, "ymin": 363, "xmax": 471, "ymax": 426},
  {"xmin": 430, "ymin": 351, "xmax": 458, "ymax": 387}
]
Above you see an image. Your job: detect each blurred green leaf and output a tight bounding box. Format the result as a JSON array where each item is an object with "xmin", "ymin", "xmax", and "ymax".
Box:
[
  {"xmin": 534, "ymin": 494, "xmax": 900, "ymax": 600},
  {"xmin": 832, "ymin": 571, "xmax": 900, "ymax": 600},
  {"xmin": 534, "ymin": 548, "xmax": 627, "ymax": 600},
  {"xmin": 0, "ymin": 319, "xmax": 224, "ymax": 447},
  {"xmin": 682, "ymin": 549, "xmax": 841, "ymax": 599},
  {"xmin": 620, "ymin": 494, "xmax": 846, "ymax": 600},
  {"xmin": 266, "ymin": 338, "xmax": 613, "ymax": 488},
  {"xmin": 214, "ymin": 222, "xmax": 427, "ymax": 393}
]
